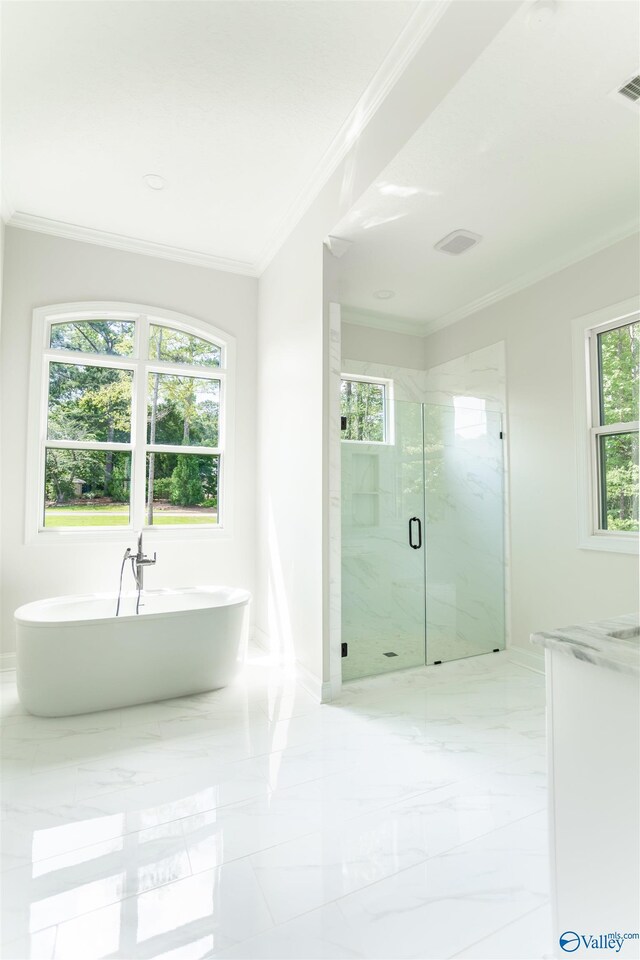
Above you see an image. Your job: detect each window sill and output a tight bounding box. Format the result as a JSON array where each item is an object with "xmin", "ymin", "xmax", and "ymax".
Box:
[
  {"xmin": 341, "ymin": 439, "xmax": 394, "ymax": 447},
  {"xmin": 579, "ymin": 533, "xmax": 639, "ymax": 556},
  {"xmin": 28, "ymin": 525, "xmax": 231, "ymax": 545}
]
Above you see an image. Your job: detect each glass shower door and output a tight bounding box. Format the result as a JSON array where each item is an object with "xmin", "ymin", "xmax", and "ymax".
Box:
[
  {"xmin": 341, "ymin": 400, "xmax": 426, "ymax": 681},
  {"xmin": 424, "ymin": 401, "xmax": 505, "ymax": 664}
]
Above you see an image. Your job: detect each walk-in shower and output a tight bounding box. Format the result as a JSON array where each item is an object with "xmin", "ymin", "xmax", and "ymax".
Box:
[{"xmin": 341, "ymin": 397, "xmax": 505, "ymax": 681}]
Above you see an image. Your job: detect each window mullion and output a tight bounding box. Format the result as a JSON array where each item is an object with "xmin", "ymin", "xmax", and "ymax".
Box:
[
  {"xmin": 146, "ymin": 360, "xmax": 225, "ymax": 380},
  {"xmin": 44, "ymin": 348, "xmax": 136, "ymax": 370},
  {"xmin": 146, "ymin": 444, "xmax": 221, "ymax": 456},
  {"xmin": 44, "ymin": 440, "xmax": 133, "ymax": 452},
  {"xmin": 132, "ymin": 316, "xmax": 149, "ymax": 530},
  {"xmin": 592, "ymin": 422, "xmax": 639, "ymax": 437},
  {"xmin": 592, "ymin": 429, "xmax": 604, "ymax": 533}
]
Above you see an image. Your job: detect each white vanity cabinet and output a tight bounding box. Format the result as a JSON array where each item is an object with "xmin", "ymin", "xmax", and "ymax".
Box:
[{"xmin": 531, "ymin": 616, "xmax": 640, "ymax": 960}]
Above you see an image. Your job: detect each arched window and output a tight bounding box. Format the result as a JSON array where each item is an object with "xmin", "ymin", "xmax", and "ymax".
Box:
[{"xmin": 27, "ymin": 303, "xmax": 234, "ymax": 536}]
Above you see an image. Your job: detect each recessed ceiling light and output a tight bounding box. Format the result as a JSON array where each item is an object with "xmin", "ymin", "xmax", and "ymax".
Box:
[
  {"xmin": 373, "ymin": 289, "xmax": 395, "ymax": 300},
  {"xmin": 143, "ymin": 174, "xmax": 166, "ymax": 191},
  {"xmin": 527, "ymin": 0, "xmax": 557, "ymax": 27}
]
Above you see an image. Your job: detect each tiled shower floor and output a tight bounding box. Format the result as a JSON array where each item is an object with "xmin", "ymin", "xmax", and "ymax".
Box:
[{"xmin": 1, "ymin": 649, "xmax": 552, "ymax": 959}]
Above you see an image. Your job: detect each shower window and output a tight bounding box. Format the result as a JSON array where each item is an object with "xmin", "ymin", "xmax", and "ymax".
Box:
[
  {"xmin": 28, "ymin": 304, "xmax": 234, "ymax": 535},
  {"xmin": 340, "ymin": 376, "xmax": 392, "ymax": 443}
]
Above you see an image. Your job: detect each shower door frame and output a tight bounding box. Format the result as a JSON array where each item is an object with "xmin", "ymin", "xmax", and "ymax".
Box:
[{"xmin": 326, "ymin": 303, "xmax": 511, "ymax": 699}]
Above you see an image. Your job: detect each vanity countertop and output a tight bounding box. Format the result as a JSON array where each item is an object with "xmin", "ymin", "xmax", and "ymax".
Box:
[{"xmin": 530, "ymin": 613, "xmax": 639, "ymax": 676}]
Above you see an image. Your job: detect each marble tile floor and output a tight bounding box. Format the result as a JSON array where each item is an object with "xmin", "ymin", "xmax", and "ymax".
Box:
[{"xmin": 1, "ymin": 649, "xmax": 553, "ymax": 960}]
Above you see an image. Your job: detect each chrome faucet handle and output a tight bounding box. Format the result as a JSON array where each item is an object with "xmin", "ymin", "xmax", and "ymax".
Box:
[{"xmin": 137, "ymin": 552, "xmax": 157, "ymax": 567}]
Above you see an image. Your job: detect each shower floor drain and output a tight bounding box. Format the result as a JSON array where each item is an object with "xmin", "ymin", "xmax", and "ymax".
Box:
[{"xmin": 383, "ymin": 652, "xmax": 398, "ymax": 657}]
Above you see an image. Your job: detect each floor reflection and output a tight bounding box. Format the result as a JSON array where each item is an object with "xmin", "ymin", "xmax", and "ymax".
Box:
[{"xmin": 1, "ymin": 648, "xmax": 552, "ymax": 960}]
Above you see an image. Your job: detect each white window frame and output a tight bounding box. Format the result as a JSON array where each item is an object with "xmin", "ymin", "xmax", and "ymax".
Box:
[
  {"xmin": 573, "ymin": 297, "xmax": 639, "ymax": 554},
  {"xmin": 340, "ymin": 374, "xmax": 394, "ymax": 445},
  {"xmin": 26, "ymin": 301, "xmax": 236, "ymax": 542}
]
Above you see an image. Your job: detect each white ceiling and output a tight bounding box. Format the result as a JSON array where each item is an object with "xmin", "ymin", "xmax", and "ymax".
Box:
[
  {"xmin": 1, "ymin": 0, "xmax": 418, "ymax": 272},
  {"xmin": 332, "ymin": 0, "xmax": 640, "ymax": 333}
]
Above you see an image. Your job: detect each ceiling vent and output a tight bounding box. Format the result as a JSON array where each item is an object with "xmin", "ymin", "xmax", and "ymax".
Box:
[
  {"xmin": 618, "ymin": 75, "xmax": 640, "ymax": 103},
  {"xmin": 434, "ymin": 230, "xmax": 482, "ymax": 256}
]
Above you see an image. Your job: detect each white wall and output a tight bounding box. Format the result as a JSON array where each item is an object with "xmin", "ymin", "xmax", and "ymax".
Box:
[
  {"xmin": 255, "ymin": 224, "xmax": 326, "ymax": 681},
  {"xmin": 0, "ymin": 219, "xmax": 4, "ymax": 655},
  {"xmin": 341, "ymin": 320, "xmax": 426, "ymax": 371},
  {"xmin": 423, "ymin": 233, "xmax": 640, "ymax": 658},
  {"xmin": 0, "ymin": 227, "xmax": 258, "ymax": 657}
]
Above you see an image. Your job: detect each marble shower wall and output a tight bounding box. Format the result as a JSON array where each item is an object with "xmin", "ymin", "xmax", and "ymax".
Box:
[
  {"xmin": 340, "ymin": 343, "xmax": 506, "ymax": 680},
  {"xmin": 423, "ymin": 342, "xmax": 507, "ymax": 412},
  {"xmin": 341, "ymin": 400, "xmax": 426, "ymax": 682},
  {"xmin": 341, "ymin": 359, "xmax": 428, "ymax": 404},
  {"xmin": 423, "ymin": 342, "xmax": 508, "ymax": 661},
  {"xmin": 424, "ymin": 402, "xmax": 505, "ymax": 664}
]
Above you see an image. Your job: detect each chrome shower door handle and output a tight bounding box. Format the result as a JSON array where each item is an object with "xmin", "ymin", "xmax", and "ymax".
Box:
[{"xmin": 408, "ymin": 516, "xmax": 422, "ymax": 550}]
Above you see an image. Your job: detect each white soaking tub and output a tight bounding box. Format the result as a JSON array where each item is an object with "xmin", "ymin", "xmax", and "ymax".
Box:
[{"xmin": 14, "ymin": 586, "xmax": 251, "ymax": 717}]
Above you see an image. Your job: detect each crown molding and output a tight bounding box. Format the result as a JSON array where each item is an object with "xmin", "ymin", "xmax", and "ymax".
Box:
[
  {"xmin": 341, "ymin": 304, "xmax": 430, "ymax": 337},
  {"xmin": 6, "ymin": 212, "xmax": 259, "ymax": 278},
  {"xmin": 423, "ymin": 220, "xmax": 640, "ymax": 337},
  {"xmin": 255, "ymin": 0, "xmax": 451, "ymax": 276},
  {"xmin": 4, "ymin": 3, "xmax": 451, "ymax": 280},
  {"xmin": 342, "ymin": 223, "xmax": 640, "ymax": 340}
]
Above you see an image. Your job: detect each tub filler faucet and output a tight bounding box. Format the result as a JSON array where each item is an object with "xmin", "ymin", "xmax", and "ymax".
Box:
[
  {"xmin": 116, "ymin": 531, "xmax": 157, "ymax": 616},
  {"xmin": 134, "ymin": 531, "xmax": 157, "ymax": 592}
]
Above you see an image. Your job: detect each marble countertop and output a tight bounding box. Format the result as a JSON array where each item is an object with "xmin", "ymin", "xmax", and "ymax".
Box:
[{"xmin": 530, "ymin": 613, "xmax": 640, "ymax": 675}]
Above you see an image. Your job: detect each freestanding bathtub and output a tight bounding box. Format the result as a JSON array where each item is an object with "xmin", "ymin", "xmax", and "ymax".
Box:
[{"xmin": 14, "ymin": 586, "xmax": 251, "ymax": 717}]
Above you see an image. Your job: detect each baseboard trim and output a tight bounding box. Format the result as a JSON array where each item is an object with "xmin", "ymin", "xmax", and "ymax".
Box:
[
  {"xmin": 320, "ymin": 677, "xmax": 340, "ymax": 704},
  {"xmin": 324, "ymin": 674, "xmax": 342, "ymax": 703},
  {"xmin": 249, "ymin": 628, "xmax": 336, "ymax": 702},
  {"xmin": 296, "ymin": 661, "xmax": 322, "ymax": 702},
  {"xmin": 508, "ymin": 645, "xmax": 545, "ymax": 675},
  {"xmin": 295, "ymin": 660, "xmax": 325, "ymax": 703},
  {"xmin": 0, "ymin": 652, "xmax": 16, "ymax": 671}
]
